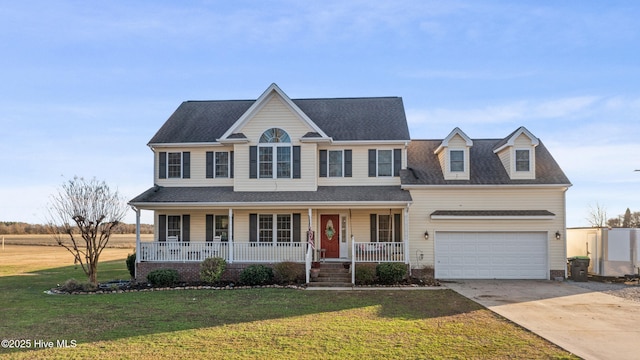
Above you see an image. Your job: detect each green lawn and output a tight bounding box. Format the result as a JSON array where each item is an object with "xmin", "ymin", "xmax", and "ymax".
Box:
[{"xmin": 0, "ymin": 251, "xmax": 578, "ymax": 359}]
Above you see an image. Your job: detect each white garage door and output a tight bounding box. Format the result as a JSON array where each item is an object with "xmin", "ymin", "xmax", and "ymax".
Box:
[{"xmin": 435, "ymin": 232, "xmax": 548, "ymax": 279}]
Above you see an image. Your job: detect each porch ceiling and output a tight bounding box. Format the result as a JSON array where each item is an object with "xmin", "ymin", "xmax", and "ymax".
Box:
[{"xmin": 129, "ymin": 185, "xmax": 412, "ymax": 209}]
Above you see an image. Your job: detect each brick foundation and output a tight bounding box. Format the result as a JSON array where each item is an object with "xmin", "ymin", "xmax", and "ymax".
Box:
[
  {"xmin": 135, "ymin": 262, "xmax": 295, "ymax": 283},
  {"xmin": 550, "ymin": 269, "xmax": 565, "ymax": 280}
]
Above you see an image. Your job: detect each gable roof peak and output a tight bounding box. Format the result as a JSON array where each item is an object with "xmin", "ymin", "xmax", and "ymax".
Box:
[
  {"xmin": 493, "ymin": 126, "xmax": 539, "ymax": 153},
  {"xmin": 218, "ymin": 83, "xmax": 329, "ymax": 141},
  {"xmin": 435, "ymin": 127, "xmax": 473, "ymax": 154}
]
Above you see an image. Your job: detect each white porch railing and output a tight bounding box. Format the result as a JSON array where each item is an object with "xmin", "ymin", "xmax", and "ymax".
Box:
[
  {"xmin": 350, "ymin": 241, "xmax": 406, "ymax": 284},
  {"xmin": 352, "ymin": 242, "xmax": 405, "ymax": 262},
  {"xmin": 139, "ymin": 241, "xmax": 306, "ymax": 263}
]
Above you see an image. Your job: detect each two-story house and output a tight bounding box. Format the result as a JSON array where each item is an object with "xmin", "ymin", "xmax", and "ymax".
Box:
[{"xmin": 129, "ymin": 84, "xmax": 571, "ymax": 283}]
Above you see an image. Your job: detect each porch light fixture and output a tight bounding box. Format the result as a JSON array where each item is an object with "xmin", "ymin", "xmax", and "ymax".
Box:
[
  {"xmin": 424, "ymin": 231, "xmax": 429, "ymax": 240},
  {"xmin": 555, "ymin": 231, "xmax": 561, "ymax": 240}
]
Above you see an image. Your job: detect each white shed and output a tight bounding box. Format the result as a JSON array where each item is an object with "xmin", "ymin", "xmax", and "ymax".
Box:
[{"xmin": 567, "ymin": 228, "xmax": 640, "ymax": 277}]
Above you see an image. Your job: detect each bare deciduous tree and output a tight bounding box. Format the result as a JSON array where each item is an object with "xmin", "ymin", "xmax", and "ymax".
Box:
[
  {"xmin": 47, "ymin": 177, "xmax": 128, "ymax": 285},
  {"xmin": 586, "ymin": 202, "xmax": 608, "ymax": 228}
]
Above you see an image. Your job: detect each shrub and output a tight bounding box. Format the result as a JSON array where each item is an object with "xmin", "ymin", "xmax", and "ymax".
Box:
[
  {"xmin": 273, "ymin": 261, "xmax": 304, "ymax": 284},
  {"xmin": 200, "ymin": 257, "xmax": 227, "ymax": 284},
  {"xmin": 126, "ymin": 253, "xmax": 136, "ymax": 278},
  {"xmin": 59, "ymin": 278, "xmax": 81, "ymax": 292},
  {"xmin": 147, "ymin": 268, "xmax": 180, "ymax": 287},
  {"xmin": 81, "ymin": 282, "xmax": 97, "ymax": 292},
  {"xmin": 376, "ymin": 263, "xmax": 407, "ymax": 285},
  {"xmin": 355, "ymin": 263, "xmax": 377, "ymax": 285},
  {"xmin": 239, "ymin": 264, "xmax": 274, "ymax": 286},
  {"xmin": 59, "ymin": 278, "xmax": 97, "ymax": 292}
]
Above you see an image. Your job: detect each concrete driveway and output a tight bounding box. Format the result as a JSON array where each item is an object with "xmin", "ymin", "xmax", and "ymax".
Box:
[{"xmin": 445, "ymin": 280, "xmax": 640, "ymax": 360}]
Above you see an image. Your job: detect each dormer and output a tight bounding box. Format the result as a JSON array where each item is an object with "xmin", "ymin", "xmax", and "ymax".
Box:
[
  {"xmin": 434, "ymin": 127, "xmax": 473, "ymax": 180},
  {"xmin": 493, "ymin": 126, "xmax": 539, "ymax": 180}
]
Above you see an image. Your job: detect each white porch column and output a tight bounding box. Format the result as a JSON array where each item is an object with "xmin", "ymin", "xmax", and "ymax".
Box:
[
  {"xmin": 404, "ymin": 205, "xmax": 410, "ymax": 268},
  {"xmin": 131, "ymin": 206, "xmax": 141, "ymax": 279},
  {"xmin": 228, "ymin": 208, "xmax": 234, "ymax": 264}
]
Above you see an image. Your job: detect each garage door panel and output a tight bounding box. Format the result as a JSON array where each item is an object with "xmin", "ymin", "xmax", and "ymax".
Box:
[{"xmin": 436, "ymin": 232, "xmax": 547, "ymax": 279}]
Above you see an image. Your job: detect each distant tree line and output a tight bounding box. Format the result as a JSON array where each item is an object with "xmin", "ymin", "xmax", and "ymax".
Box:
[
  {"xmin": 0, "ymin": 221, "xmax": 153, "ymax": 235},
  {"xmin": 608, "ymin": 208, "xmax": 640, "ymax": 228}
]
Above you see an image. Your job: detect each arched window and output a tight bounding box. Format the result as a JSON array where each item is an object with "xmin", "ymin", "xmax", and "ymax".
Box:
[
  {"xmin": 259, "ymin": 128, "xmax": 291, "ymax": 143},
  {"xmin": 258, "ymin": 128, "xmax": 292, "ymax": 178}
]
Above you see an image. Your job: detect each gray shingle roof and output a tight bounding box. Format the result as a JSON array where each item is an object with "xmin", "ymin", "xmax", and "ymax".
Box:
[
  {"xmin": 148, "ymin": 97, "xmax": 410, "ymax": 144},
  {"xmin": 130, "ymin": 186, "xmax": 412, "ymax": 205},
  {"xmin": 401, "ymin": 139, "xmax": 571, "ymax": 185}
]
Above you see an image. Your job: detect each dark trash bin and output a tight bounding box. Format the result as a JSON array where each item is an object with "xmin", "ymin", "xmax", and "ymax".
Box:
[{"xmin": 568, "ymin": 256, "xmax": 590, "ymax": 282}]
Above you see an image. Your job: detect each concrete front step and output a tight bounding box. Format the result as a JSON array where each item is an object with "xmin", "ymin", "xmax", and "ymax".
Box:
[{"xmin": 307, "ymin": 282, "xmax": 354, "ymax": 288}]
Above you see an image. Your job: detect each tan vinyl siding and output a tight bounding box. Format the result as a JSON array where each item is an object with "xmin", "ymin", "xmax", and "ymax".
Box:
[
  {"xmin": 233, "ymin": 95, "xmax": 318, "ymax": 191},
  {"xmin": 441, "ymin": 135, "xmax": 470, "ymax": 180},
  {"xmin": 317, "ymin": 144, "xmax": 402, "ymax": 186},
  {"xmin": 497, "ymin": 148, "xmax": 510, "ymax": 175},
  {"xmin": 154, "ymin": 146, "xmax": 234, "ymax": 187},
  {"xmin": 406, "ymin": 187, "xmax": 567, "ymax": 272},
  {"xmin": 236, "ymin": 95, "xmax": 314, "ymax": 142}
]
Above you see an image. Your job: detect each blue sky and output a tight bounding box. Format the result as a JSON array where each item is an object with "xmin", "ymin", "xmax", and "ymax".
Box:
[{"xmin": 1, "ymin": 1, "xmax": 638, "ymax": 226}]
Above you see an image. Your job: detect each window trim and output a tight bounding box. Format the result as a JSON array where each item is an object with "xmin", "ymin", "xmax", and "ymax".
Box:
[
  {"xmin": 258, "ymin": 128, "xmax": 292, "ymax": 179},
  {"xmin": 515, "ymin": 148, "xmax": 531, "ymax": 172},
  {"xmin": 376, "ymin": 149, "xmax": 393, "ymax": 177},
  {"xmin": 328, "ymin": 149, "xmax": 344, "ymax": 177},
  {"xmin": 159, "ymin": 151, "xmax": 190, "ymax": 179},
  {"xmin": 215, "ymin": 151, "xmax": 230, "ymax": 178},
  {"xmin": 449, "ymin": 149, "xmax": 465, "ymax": 172},
  {"xmin": 166, "ymin": 215, "xmax": 181, "ymax": 241},
  {"xmin": 256, "ymin": 213, "xmax": 294, "ymax": 244},
  {"xmin": 167, "ymin": 152, "xmax": 182, "ymax": 179}
]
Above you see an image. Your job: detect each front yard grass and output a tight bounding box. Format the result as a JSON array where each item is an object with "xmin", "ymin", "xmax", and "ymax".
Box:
[{"xmin": 0, "ymin": 246, "xmax": 578, "ymax": 359}]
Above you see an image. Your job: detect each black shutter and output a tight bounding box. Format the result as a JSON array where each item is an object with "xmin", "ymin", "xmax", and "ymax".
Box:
[
  {"xmin": 394, "ymin": 213, "xmax": 401, "ymax": 243},
  {"xmin": 370, "ymin": 214, "xmax": 377, "ymax": 242},
  {"xmin": 206, "ymin": 152, "xmax": 214, "ymax": 178},
  {"xmin": 249, "ymin": 214, "xmax": 257, "ymax": 242},
  {"xmin": 319, "ymin": 150, "xmax": 327, "ymax": 177},
  {"xmin": 293, "ymin": 146, "xmax": 301, "ymax": 179},
  {"xmin": 206, "ymin": 215, "xmax": 214, "ymax": 241},
  {"xmin": 159, "ymin": 152, "xmax": 167, "ymax": 179},
  {"xmin": 230, "ymin": 151, "xmax": 234, "ymax": 178},
  {"xmin": 344, "ymin": 150, "xmax": 352, "ymax": 177},
  {"xmin": 393, "ymin": 148, "xmax": 401, "ymax": 177},
  {"xmin": 249, "ymin": 146, "xmax": 257, "ymax": 179},
  {"xmin": 158, "ymin": 215, "xmax": 166, "ymax": 241},
  {"xmin": 182, "ymin": 152, "xmax": 191, "ymax": 179},
  {"xmin": 293, "ymin": 213, "xmax": 301, "ymax": 242},
  {"xmin": 182, "ymin": 215, "xmax": 190, "ymax": 242},
  {"xmin": 368, "ymin": 149, "xmax": 376, "ymax": 177}
]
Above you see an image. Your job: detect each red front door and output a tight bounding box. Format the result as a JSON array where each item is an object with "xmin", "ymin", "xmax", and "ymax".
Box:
[{"xmin": 320, "ymin": 214, "xmax": 340, "ymax": 258}]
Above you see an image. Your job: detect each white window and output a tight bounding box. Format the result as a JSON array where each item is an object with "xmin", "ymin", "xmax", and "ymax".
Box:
[
  {"xmin": 167, "ymin": 215, "xmax": 181, "ymax": 240},
  {"xmin": 259, "ymin": 128, "xmax": 292, "ymax": 179},
  {"xmin": 258, "ymin": 214, "xmax": 292, "ymax": 243},
  {"xmin": 377, "ymin": 150, "xmax": 392, "ymax": 177},
  {"xmin": 329, "ymin": 150, "xmax": 343, "ymax": 177},
  {"xmin": 215, "ymin": 152, "xmax": 229, "ymax": 178},
  {"xmin": 167, "ymin": 153, "xmax": 182, "ymax": 178},
  {"xmin": 377, "ymin": 215, "xmax": 392, "ymax": 242},
  {"xmin": 450, "ymin": 150, "xmax": 464, "ymax": 172},
  {"xmin": 515, "ymin": 149, "xmax": 530, "ymax": 171}
]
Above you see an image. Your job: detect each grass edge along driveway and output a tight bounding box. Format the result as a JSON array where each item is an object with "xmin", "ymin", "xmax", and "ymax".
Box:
[{"xmin": 0, "ymin": 248, "xmax": 577, "ymax": 359}]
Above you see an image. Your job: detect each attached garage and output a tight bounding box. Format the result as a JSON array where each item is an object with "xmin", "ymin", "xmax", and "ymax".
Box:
[{"xmin": 435, "ymin": 231, "xmax": 548, "ymax": 279}]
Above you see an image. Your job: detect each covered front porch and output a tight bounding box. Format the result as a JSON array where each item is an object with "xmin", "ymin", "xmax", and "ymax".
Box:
[{"xmin": 129, "ymin": 185, "xmax": 413, "ymax": 282}]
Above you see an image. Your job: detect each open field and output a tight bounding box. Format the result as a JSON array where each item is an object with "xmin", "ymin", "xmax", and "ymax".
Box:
[
  {"xmin": 0, "ymin": 234, "xmax": 150, "ymax": 248},
  {"xmin": 0, "ymin": 245, "xmax": 578, "ymax": 359}
]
